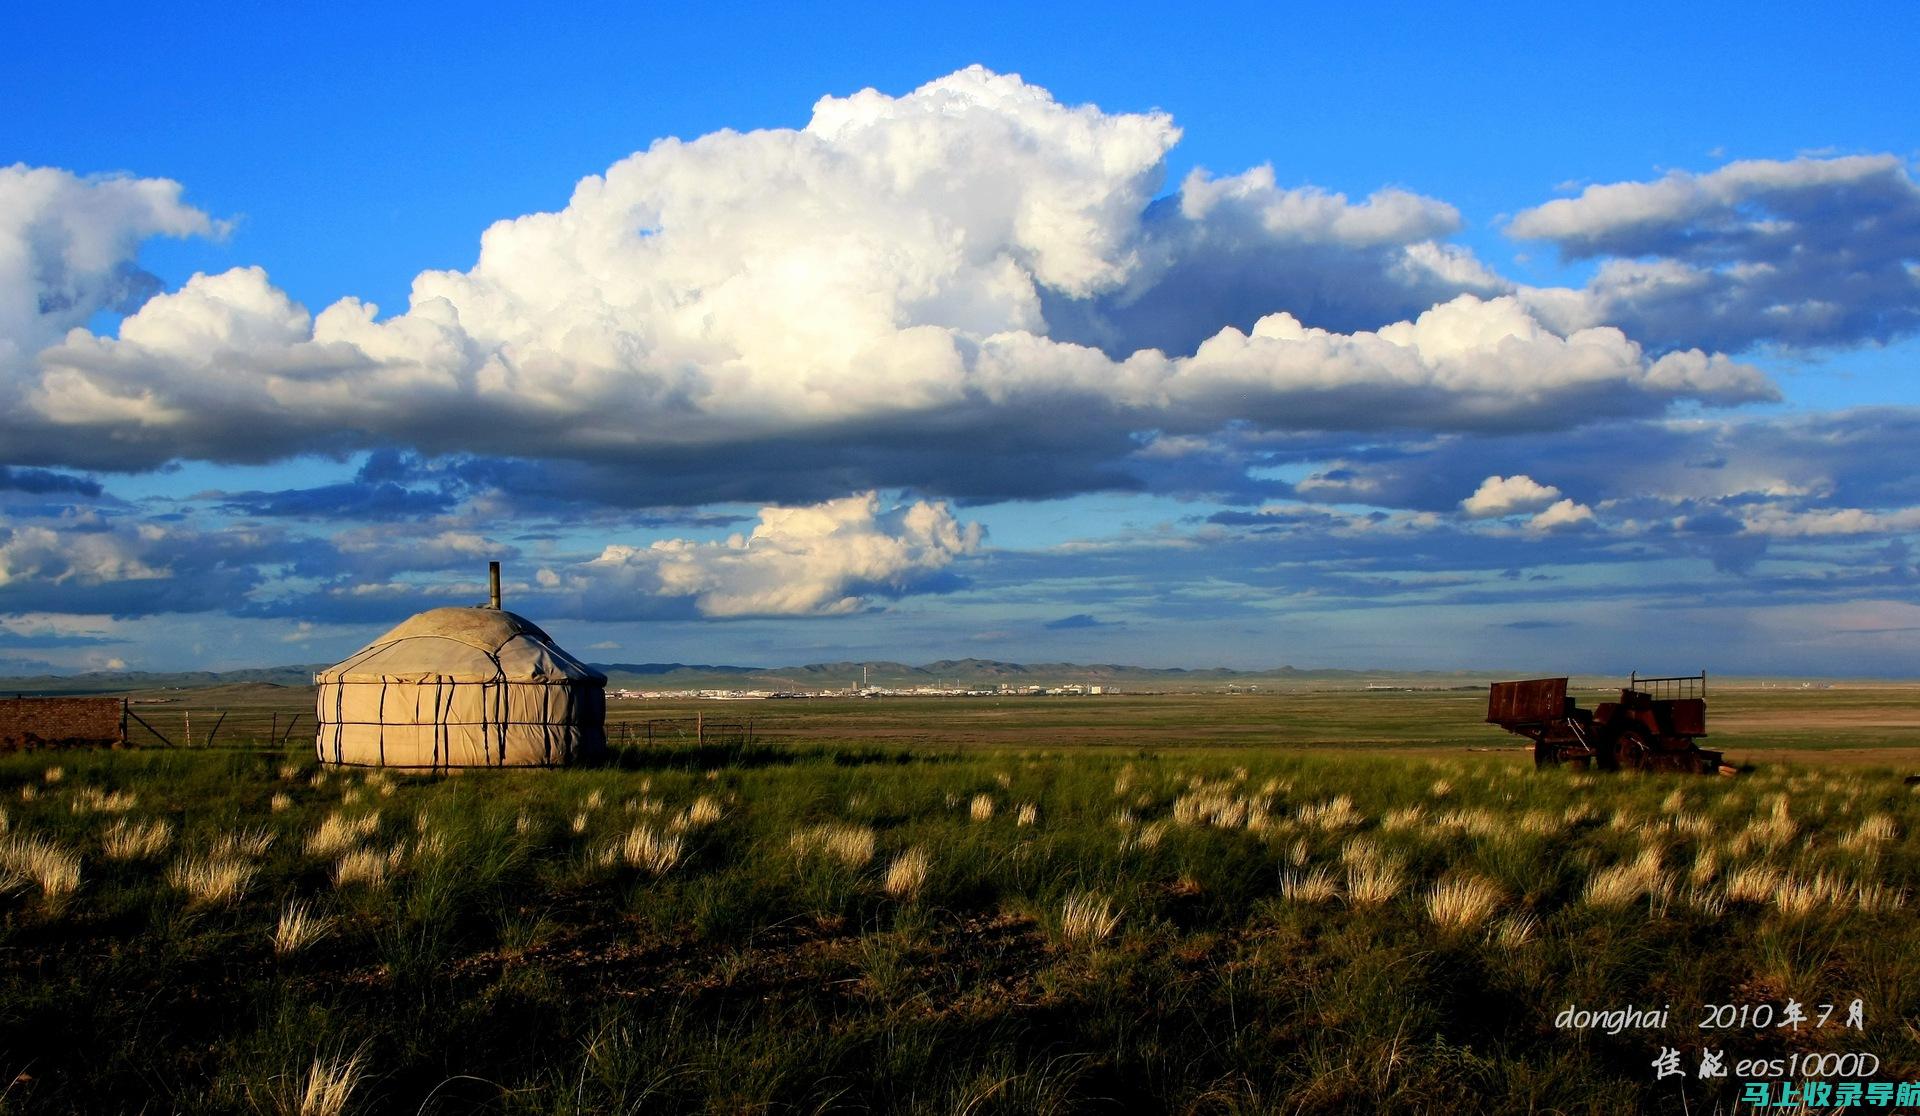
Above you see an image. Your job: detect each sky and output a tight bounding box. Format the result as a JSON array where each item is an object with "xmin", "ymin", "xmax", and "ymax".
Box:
[{"xmin": 2, "ymin": 1, "xmax": 1919, "ymax": 677}]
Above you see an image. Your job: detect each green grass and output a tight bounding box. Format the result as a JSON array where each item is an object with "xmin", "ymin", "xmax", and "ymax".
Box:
[{"xmin": 0, "ymin": 729, "xmax": 1917, "ymax": 1113}]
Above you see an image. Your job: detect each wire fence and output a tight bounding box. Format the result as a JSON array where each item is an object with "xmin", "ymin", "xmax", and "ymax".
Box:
[
  {"xmin": 116, "ymin": 706, "xmax": 755, "ymax": 752},
  {"xmin": 120, "ymin": 705, "xmax": 310, "ymax": 750},
  {"xmin": 610, "ymin": 716, "xmax": 756, "ymax": 748}
]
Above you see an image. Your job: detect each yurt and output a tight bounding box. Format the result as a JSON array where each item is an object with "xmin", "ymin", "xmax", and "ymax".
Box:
[{"xmin": 314, "ymin": 564, "xmax": 606, "ymax": 768}]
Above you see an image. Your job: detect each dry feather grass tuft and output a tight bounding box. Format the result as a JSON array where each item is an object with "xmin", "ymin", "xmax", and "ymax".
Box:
[
  {"xmin": 278, "ymin": 1047, "xmax": 368, "ymax": 1116},
  {"xmin": 612, "ymin": 824, "xmax": 684, "ymax": 876},
  {"xmin": 169, "ymin": 854, "xmax": 257, "ymax": 907},
  {"xmin": 1060, "ymin": 891, "xmax": 1121, "ymax": 943},
  {"xmin": 305, "ymin": 812, "xmax": 380, "ymax": 858},
  {"xmin": 0, "ymin": 833, "xmax": 81, "ymax": 901},
  {"xmin": 883, "ymin": 847, "xmax": 930, "ymax": 899},
  {"xmin": 101, "ymin": 817, "xmax": 174, "ymax": 861},
  {"xmin": 273, "ymin": 899, "xmax": 333, "ymax": 957},
  {"xmin": 331, "ymin": 846, "xmax": 402, "ymax": 889},
  {"xmin": 1279, "ymin": 865, "xmax": 1339, "ymax": 903},
  {"xmin": 790, "ymin": 823, "xmax": 876, "ymax": 868},
  {"xmin": 213, "ymin": 827, "xmax": 277, "ymax": 860},
  {"xmin": 1425, "ymin": 874, "xmax": 1504, "ymax": 932}
]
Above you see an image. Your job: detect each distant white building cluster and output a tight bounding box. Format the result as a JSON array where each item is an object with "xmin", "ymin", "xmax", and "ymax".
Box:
[{"xmin": 609, "ymin": 681, "xmax": 1110, "ymax": 700}]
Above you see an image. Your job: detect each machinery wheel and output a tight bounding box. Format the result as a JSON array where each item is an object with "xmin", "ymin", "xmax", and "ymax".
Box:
[{"xmin": 1616, "ymin": 729, "xmax": 1653, "ymax": 772}]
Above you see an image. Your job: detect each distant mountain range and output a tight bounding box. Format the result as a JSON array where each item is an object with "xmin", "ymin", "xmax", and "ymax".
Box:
[{"xmin": 0, "ymin": 658, "xmax": 1520, "ymax": 695}]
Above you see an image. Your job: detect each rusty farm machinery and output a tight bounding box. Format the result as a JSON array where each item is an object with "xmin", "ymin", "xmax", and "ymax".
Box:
[{"xmin": 1487, "ymin": 672, "xmax": 1734, "ymax": 774}]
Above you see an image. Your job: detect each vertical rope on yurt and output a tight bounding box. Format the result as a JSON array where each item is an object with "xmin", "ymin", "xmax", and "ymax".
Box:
[
  {"xmin": 485, "ymin": 645, "xmax": 508, "ymax": 765},
  {"xmin": 376, "ymin": 678, "xmax": 389, "ymax": 767}
]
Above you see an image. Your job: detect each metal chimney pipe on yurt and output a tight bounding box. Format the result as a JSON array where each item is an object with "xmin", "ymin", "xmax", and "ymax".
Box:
[{"xmin": 489, "ymin": 561, "xmax": 501, "ymax": 609}]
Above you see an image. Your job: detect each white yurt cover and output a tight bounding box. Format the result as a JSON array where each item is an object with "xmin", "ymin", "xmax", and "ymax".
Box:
[{"xmin": 315, "ymin": 606, "xmax": 606, "ymax": 767}]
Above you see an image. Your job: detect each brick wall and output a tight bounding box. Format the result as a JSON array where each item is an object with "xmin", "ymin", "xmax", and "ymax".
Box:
[{"xmin": 0, "ymin": 697, "xmax": 126, "ymax": 750}]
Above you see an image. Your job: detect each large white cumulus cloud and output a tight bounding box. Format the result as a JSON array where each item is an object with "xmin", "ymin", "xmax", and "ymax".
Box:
[
  {"xmin": 0, "ymin": 164, "xmax": 215, "ymax": 371},
  {"xmin": 2, "ymin": 68, "xmax": 1776, "ymax": 495},
  {"xmin": 575, "ymin": 492, "xmax": 981, "ymax": 617}
]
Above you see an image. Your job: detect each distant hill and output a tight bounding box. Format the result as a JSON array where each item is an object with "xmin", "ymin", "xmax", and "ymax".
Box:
[
  {"xmin": 0, "ymin": 665, "xmax": 326, "ymax": 696},
  {"xmin": 12, "ymin": 659, "xmax": 1747, "ymax": 696},
  {"xmin": 0, "ymin": 658, "xmax": 1525, "ymax": 696},
  {"xmin": 593, "ymin": 658, "xmax": 1509, "ymax": 692}
]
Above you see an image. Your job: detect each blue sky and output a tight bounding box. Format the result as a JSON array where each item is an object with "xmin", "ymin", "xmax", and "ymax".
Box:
[{"xmin": 2, "ymin": 1, "xmax": 1918, "ymax": 676}]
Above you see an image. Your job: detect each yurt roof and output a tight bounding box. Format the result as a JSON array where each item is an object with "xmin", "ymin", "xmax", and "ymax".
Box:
[{"xmin": 316, "ymin": 606, "xmax": 606, "ymax": 685}]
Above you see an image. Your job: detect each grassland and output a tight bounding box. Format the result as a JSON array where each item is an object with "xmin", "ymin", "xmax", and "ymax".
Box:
[{"xmin": 0, "ymin": 687, "xmax": 1915, "ymax": 1113}]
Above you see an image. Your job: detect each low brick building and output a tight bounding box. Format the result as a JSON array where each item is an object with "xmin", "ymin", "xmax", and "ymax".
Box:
[{"xmin": 0, "ymin": 696, "xmax": 126, "ymax": 751}]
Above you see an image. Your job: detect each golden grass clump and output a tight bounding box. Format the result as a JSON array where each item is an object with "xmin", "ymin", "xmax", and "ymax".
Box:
[
  {"xmin": 1297, "ymin": 795, "xmax": 1362, "ymax": 831},
  {"xmin": 969, "ymin": 794, "xmax": 995, "ymax": 823},
  {"xmin": 1381, "ymin": 806, "xmax": 1426, "ymax": 832},
  {"xmin": 411, "ymin": 828, "xmax": 449, "ymax": 863},
  {"xmin": 1582, "ymin": 847, "xmax": 1669, "ymax": 910},
  {"xmin": 305, "ymin": 811, "xmax": 380, "ymax": 858},
  {"xmin": 1681, "ymin": 882, "xmax": 1727, "ymax": 917},
  {"xmin": 790, "ymin": 822, "xmax": 876, "ymax": 868},
  {"xmin": 612, "ymin": 824, "xmax": 684, "ymax": 876},
  {"xmin": 169, "ymin": 854, "xmax": 257, "ymax": 907},
  {"xmin": 683, "ymin": 795, "xmax": 725, "ymax": 828},
  {"xmin": 273, "ymin": 899, "xmax": 333, "ymax": 957},
  {"xmin": 1725, "ymin": 863, "xmax": 1785, "ymax": 904},
  {"xmin": 1767, "ymin": 872, "xmax": 1908, "ymax": 917},
  {"xmin": 331, "ymin": 846, "xmax": 402, "ymax": 889},
  {"xmin": 270, "ymin": 792, "xmax": 294, "ymax": 813},
  {"xmin": 69, "ymin": 786, "xmax": 138, "ymax": 815},
  {"xmin": 1173, "ymin": 787, "xmax": 1250, "ymax": 829},
  {"xmin": 18, "ymin": 785, "xmax": 38, "ymax": 803},
  {"xmin": 1431, "ymin": 807, "xmax": 1500, "ymax": 839},
  {"xmin": 1134, "ymin": 820, "xmax": 1167, "ymax": 850},
  {"xmin": 1279, "ymin": 866, "xmax": 1339, "ymax": 903},
  {"xmin": 277, "ymin": 764, "xmax": 303, "ymax": 782},
  {"xmin": 1518, "ymin": 809, "xmax": 1562, "ymax": 837},
  {"xmin": 1345, "ymin": 856, "xmax": 1405, "ymax": 907},
  {"xmin": 100, "ymin": 817, "xmax": 174, "ymax": 861},
  {"xmin": 570, "ymin": 811, "xmax": 591, "ymax": 835},
  {"xmin": 1060, "ymin": 891, "xmax": 1121, "ymax": 944},
  {"xmin": 1493, "ymin": 912, "xmax": 1539, "ymax": 948},
  {"xmin": 289, "ymin": 1048, "xmax": 368, "ymax": 1116},
  {"xmin": 1016, "ymin": 803, "xmax": 1039, "ymax": 827},
  {"xmin": 1428, "ymin": 779, "xmax": 1453, "ymax": 798},
  {"xmin": 41, "ymin": 766, "xmax": 63, "ymax": 784},
  {"xmin": 884, "ymin": 847, "xmax": 930, "ymax": 899},
  {"xmin": 1841, "ymin": 814, "xmax": 1899, "ymax": 852},
  {"xmin": 1731, "ymin": 797, "xmax": 1798, "ymax": 855},
  {"xmin": 1425, "ymin": 874, "xmax": 1504, "ymax": 932},
  {"xmin": 0, "ymin": 833, "xmax": 82, "ymax": 901},
  {"xmin": 213, "ymin": 827, "xmax": 276, "ymax": 860}
]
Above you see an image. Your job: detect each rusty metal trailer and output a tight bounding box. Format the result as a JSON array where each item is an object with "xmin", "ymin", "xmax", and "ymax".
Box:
[{"xmin": 1487, "ymin": 672, "xmax": 1730, "ymax": 774}]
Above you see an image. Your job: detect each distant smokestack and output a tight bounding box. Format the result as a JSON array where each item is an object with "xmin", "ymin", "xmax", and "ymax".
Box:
[{"xmin": 489, "ymin": 561, "xmax": 501, "ymax": 609}]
